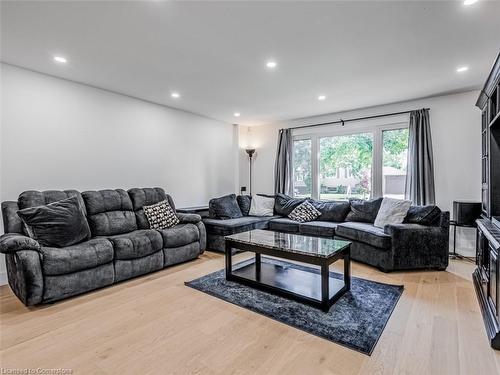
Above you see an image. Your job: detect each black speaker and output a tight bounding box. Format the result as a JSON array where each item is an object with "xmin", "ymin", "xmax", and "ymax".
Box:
[{"xmin": 453, "ymin": 201, "xmax": 482, "ymax": 226}]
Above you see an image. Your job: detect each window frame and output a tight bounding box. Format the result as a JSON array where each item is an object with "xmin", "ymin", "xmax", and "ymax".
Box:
[{"xmin": 291, "ymin": 119, "xmax": 409, "ymax": 200}]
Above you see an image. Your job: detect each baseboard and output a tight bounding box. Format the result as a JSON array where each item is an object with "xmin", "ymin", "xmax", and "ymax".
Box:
[{"xmin": 0, "ymin": 271, "xmax": 8, "ymax": 286}]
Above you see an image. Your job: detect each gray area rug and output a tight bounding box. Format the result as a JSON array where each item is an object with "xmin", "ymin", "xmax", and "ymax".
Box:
[{"xmin": 185, "ymin": 258, "xmax": 403, "ymax": 355}]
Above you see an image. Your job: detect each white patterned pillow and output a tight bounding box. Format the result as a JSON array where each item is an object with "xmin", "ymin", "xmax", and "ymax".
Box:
[
  {"xmin": 143, "ymin": 200, "xmax": 179, "ymax": 229},
  {"xmin": 288, "ymin": 201, "xmax": 321, "ymax": 222}
]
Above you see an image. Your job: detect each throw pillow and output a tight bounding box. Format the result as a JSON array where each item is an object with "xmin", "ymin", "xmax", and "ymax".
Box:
[
  {"xmin": 248, "ymin": 195, "xmax": 275, "ymax": 216},
  {"xmin": 209, "ymin": 194, "xmax": 243, "ymax": 219},
  {"xmin": 345, "ymin": 197, "xmax": 383, "ymax": 223},
  {"xmin": 143, "ymin": 200, "xmax": 179, "ymax": 229},
  {"xmin": 404, "ymin": 205, "xmax": 442, "ymax": 225},
  {"xmin": 374, "ymin": 198, "xmax": 412, "ymax": 228},
  {"xmin": 274, "ymin": 193, "xmax": 306, "ymax": 216},
  {"xmin": 16, "ymin": 196, "xmax": 91, "ymax": 248},
  {"xmin": 310, "ymin": 200, "xmax": 351, "ymax": 222},
  {"xmin": 236, "ymin": 195, "xmax": 252, "ymax": 216},
  {"xmin": 288, "ymin": 201, "xmax": 321, "ymax": 222}
]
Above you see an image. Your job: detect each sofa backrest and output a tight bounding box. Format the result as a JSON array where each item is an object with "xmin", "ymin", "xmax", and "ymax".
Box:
[
  {"xmin": 1, "ymin": 201, "xmax": 23, "ymax": 234},
  {"xmin": 128, "ymin": 187, "xmax": 175, "ymax": 229},
  {"xmin": 82, "ymin": 189, "xmax": 137, "ymax": 236},
  {"xmin": 15, "ymin": 190, "xmax": 86, "ymax": 236}
]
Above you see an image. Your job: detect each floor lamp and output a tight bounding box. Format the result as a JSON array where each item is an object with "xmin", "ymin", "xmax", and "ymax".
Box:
[{"xmin": 245, "ymin": 148, "xmax": 255, "ymax": 195}]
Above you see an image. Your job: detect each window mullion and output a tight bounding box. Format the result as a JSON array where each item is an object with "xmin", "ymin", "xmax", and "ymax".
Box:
[
  {"xmin": 311, "ymin": 135, "xmax": 319, "ymax": 200},
  {"xmin": 372, "ymin": 128, "xmax": 383, "ymax": 198}
]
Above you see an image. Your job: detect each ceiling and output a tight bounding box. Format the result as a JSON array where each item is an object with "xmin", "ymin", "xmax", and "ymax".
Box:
[{"xmin": 1, "ymin": 1, "xmax": 499, "ymax": 126}]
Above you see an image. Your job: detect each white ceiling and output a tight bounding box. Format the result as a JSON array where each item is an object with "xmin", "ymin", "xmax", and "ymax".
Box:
[{"xmin": 1, "ymin": 1, "xmax": 499, "ymax": 126}]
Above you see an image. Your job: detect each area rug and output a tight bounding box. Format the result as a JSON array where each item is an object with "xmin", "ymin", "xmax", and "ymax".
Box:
[{"xmin": 185, "ymin": 258, "xmax": 403, "ymax": 355}]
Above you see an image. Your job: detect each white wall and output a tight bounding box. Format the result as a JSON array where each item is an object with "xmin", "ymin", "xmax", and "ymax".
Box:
[
  {"xmin": 239, "ymin": 90, "xmax": 482, "ymax": 255},
  {"xmin": 0, "ymin": 63, "xmax": 238, "ymax": 284}
]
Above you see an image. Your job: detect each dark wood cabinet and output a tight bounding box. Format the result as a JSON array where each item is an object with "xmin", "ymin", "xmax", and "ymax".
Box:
[{"xmin": 474, "ymin": 51, "xmax": 500, "ymax": 350}]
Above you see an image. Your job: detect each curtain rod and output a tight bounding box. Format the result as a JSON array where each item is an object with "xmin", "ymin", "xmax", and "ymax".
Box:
[{"xmin": 288, "ymin": 108, "xmax": 430, "ymax": 131}]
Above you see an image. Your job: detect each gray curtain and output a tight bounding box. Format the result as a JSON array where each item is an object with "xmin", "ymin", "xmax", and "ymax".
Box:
[
  {"xmin": 274, "ymin": 128, "xmax": 293, "ymax": 195},
  {"xmin": 405, "ymin": 108, "xmax": 436, "ymax": 205}
]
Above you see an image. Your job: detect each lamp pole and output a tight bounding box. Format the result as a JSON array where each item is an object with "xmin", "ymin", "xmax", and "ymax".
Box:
[{"xmin": 245, "ymin": 149, "xmax": 255, "ymax": 195}]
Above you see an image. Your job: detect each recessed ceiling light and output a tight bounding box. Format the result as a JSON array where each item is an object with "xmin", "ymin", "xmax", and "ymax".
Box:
[
  {"xmin": 318, "ymin": 95, "xmax": 326, "ymax": 101},
  {"xmin": 53, "ymin": 56, "xmax": 67, "ymax": 63},
  {"xmin": 266, "ymin": 61, "xmax": 277, "ymax": 69},
  {"xmin": 171, "ymin": 92, "xmax": 180, "ymax": 98},
  {"xmin": 456, "ymin": 66, "xmax": 469, "ymax": 73},
  {"xmin": 234, "ymin": 112, "xmax": 241, "ymax": 117},
  {"xmin": 463, "ymin": 0, "xmax": 478, "ymax": 5}
]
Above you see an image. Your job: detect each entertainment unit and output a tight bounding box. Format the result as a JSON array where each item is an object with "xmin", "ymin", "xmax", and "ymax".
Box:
[{"xmin": 474, "ymin": 51, "xmax": 500, "ymax": 350}]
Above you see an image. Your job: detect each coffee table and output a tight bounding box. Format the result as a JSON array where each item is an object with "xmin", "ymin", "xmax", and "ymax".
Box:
[{"xmin": 225, "ymin": 229, "xmax": 351, "ymax": 312}]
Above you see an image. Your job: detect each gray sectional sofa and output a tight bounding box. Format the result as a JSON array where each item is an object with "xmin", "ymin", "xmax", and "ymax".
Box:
[
  {"xmin": 0, "ymin": 187, "xmax": 206, "ymax": 306},
  {"xmin": 203, "ymin": 194, "xmax": 450, "ymax": 272}
]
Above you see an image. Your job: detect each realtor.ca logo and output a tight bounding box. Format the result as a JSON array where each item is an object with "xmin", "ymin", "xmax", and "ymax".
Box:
[{"xmin": 0, "ymin": 369, "xmax": 73, "ymax": 375}]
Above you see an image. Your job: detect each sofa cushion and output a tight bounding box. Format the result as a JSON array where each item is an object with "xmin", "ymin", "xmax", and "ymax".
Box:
[
  {"xmin": 109, "ymin": 229, "xmax": 163, "ymax": 260},
  {"xmin": 40, "ymin": 238, "xmax": 114, "ymax": 276},
  {"xmin": 18, "ymin": 190, "xmax": 86, "ymax": 214},
  {"xmin": 82, "ymin": 189, "xmax": 137, "ymax": 236},
  {"xmin": 404, "ymin": 205, "xmax": 442, "ymax": 225},
  {"xmin": 114, "ymin": 251, "xmax": 164, "ymax": 283},
  {"xmin": 209, "ymin": 194, "xmax": 243, "ymax": 219},
  {"xmin": 345, "ymin": 198, "xmax": 383, "ymax": 223},
  {"xmin": 157, "ymin": 223, "xmax": 200, "ymax": 248},
  {"xmin": 268, "ymin": 217, "xmax": 300, "ymax": 233},
  {"xmin": 128, "ymin": 187, "xmax": 176, "ymax": 229},
  {"xmin": 374, "ymin": 198, "xmax": 411, "ymax": 228},
  {"xmin": 203, "ymin": 216, "xmax": 278, "ymax": 236},
  {"xmin": 310, "ymin": 200, "xmax": 350, "ymax": 222},
  {"xmin": 237, "ymin": 195, "xmax": 252, "ymax": 216},
  {"xmin": 299, "ymin": 221, "xmax": 340, "ymax": 237},
  {"xmin": 274, "ymin": 194, "xmax": 306, "ymax": 216},
  {"xmin": 336, "ymin": 222, "xmax": 391, "ymax": 249},
  {"xmin": 17, "ymin": 196, "xmax": 91, "ymax": 248},
  {"xmin": 288, "ymin": 201, "xmax": 321, "ymax": 223},
  {"xmin": 143, "ymin": 200, "xmax": 179, "ymax": 229},
  {"xmin": 18, "ymin": 190, "xmax": 86, "ymax": 236},
  {"xmin": 249, "ymin": 195, "xmax": 275, "ymax": 216}
]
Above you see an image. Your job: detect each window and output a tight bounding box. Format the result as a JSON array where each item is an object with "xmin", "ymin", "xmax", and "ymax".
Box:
[
  {"xmin": 319, "ymin": 133, "xmax": 373, "ymax": 200},
  {"xmin": 293, "ymin": 139, "xmax": 312, "ymax": 198},
  {"xmin": 382, "ymin": 128, "xmax": 409, "ymax": 199},
  {"xmin": 292, "ymin": 123, "xmax": 409, "ymax": 201}
]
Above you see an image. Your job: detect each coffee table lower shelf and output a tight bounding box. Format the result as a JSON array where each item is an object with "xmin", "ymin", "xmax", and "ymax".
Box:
[{"xmin": 228, "ymin": 259, "xmax": 348, "ymax": 312}]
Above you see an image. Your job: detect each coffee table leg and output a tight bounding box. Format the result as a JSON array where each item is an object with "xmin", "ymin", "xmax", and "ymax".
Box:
[
  {"xmin": 255, "ymin": 253, "xmax": 261, "ymax": 280},
  {"xmin": 344, "ymin": 247, "xmax": 351, "ymax": 292},
  {"xmin": 225, "ymin": 242, "xmax": 232, "ymax": 280},
  {"xmin": 321, "ymin": 263, "xmax": 330, "ymax": 311}
]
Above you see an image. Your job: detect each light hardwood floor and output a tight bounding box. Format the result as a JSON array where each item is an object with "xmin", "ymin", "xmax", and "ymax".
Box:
[{"xmin": 1, "ymin": 252, "xmax": 500, "ymax": 375}]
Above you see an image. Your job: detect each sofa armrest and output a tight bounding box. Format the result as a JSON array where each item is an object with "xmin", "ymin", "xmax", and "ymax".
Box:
[
  {"xmin": 384, "ymin": 222, "xmax": 449, "ymax": 269},
  {"xmin": 0, "ymin": 233, "xmax": 40, "ymax": 254},
  {"xmin": 4, "ymin": 250, "xmax": 44, "ymax": 306},
  {"xmin": 177, "ymin": 213, "xmax": 202, "ymax": 224}
]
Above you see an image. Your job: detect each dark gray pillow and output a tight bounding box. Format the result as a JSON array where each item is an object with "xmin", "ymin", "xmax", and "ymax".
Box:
[
  {"xmin": 404, "ymin": 205, "xmax": 442, "ymax": 225},
  {"xmin": 16, "ymin": 196, "xmax": 91, "ymax": 248},
  {"xmin": 274, "ymin": 194, "xmax": 306, "ymax": 216},
  {"xmin": 310, "ymin": 200, "xmax": 351, "ymax": 222},
  {"xmin": 237, "ymin": 195, "xmax": 252, "ymax": 216},
  {"xmin": 345, "ymin": 198, "xmax": 383, "ymax": 223},
  {"xmin": 209, "ymin": 194, "xmax": 243, "ymax": 220}
]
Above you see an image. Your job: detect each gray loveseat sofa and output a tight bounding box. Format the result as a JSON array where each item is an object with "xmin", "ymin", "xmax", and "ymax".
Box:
[
  {"xmin": 203, "ymin": 194, "xmax": 449, "ymax": 272},
  {"xmin": 0, "ymin": 187, "xmax": 206, "ymax": 306}
]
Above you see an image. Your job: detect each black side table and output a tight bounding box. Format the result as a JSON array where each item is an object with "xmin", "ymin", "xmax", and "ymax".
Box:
[
  {"xmin": 449, "ymin": 219, "xmax": 476, "ymax": 262},
  {"xmin": 177, "ymin": 206, "xmax": 209, "ymax": 218}
]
